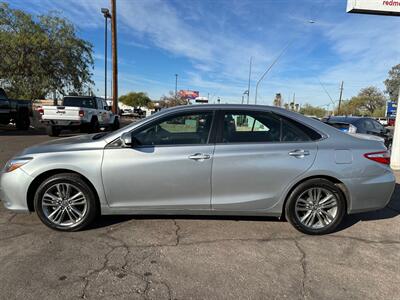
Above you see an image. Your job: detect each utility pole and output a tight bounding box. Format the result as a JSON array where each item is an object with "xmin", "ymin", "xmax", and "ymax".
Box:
[
  {"xmin": 101, "ymin": 8, "xmax": 111, "ymax": 101},
  {"xmin": 247, "ymin": 56, "xmax": 252, "ymax": 104},
  {"xmin": 175, "ymin": 74, "xmax": 178, "ymax": 99},
  {"xmin": 338, "ymin": 81, "xmax": 344, "ymax": 115},
  {"xmin": 110, "ymin": 0, "xmax": 118, "ymax": 114},
  {"xmin": 105, "ymin": 16, "xmax": 108, "ymax": 101}
]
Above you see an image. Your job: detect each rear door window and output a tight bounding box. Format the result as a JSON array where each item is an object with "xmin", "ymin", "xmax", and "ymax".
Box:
[{"xmin": 220, "ymin": 111, "xmax": 318, "ymax": 143}]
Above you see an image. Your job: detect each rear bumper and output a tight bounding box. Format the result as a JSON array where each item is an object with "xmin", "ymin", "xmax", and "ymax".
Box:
[
  {"xmin": 41, "ymin": 119, "xmax": 86, "ymax": 127},
  {"xmin": 0, "ymin": 168, "xmax": 32, "ymax": 212},
  {"xmin": 343, "ymin": 171, "xmax": 396, "ymax": 214}
]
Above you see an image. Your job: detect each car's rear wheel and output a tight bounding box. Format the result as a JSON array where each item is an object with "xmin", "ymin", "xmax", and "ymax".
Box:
[
  {"xmin": 47, "ymin": 126, "xmax": 61, "ymax": 137},
  {"xmin": 285, "ymin": 178, "xmax": 346, "ymax": 235},
  {"xmin": 112, "ymin": 118, "xmax": 120, "ymax": 131},
  {"xmin": 34, "ymin": 173, "xmax": 98, "ymax": 231},
  {"xmin": 89, "ymin": 118, "xmax": 100, "ymax": 133},
  {"xmin": 15, "ymin": 115, "xmax": 30, "ymax": 130}
]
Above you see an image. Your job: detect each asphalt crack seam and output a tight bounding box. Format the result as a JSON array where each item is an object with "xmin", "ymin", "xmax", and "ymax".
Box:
[
  {"xmin": 294, "ymin": 240, "xmax": 307, "ymax": 300},
  {"xmin": 80, "ymin": 227, "xmax": 174, "ymax": 300},
  {"xmin": 173, "ymin": 220, "xmax": 181, "ymax": 246}
]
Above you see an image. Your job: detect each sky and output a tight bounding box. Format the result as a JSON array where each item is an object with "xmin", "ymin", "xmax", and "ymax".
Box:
[{"xmin": 6, "ymin": 0, "xmax": 400, "ymax": 107}]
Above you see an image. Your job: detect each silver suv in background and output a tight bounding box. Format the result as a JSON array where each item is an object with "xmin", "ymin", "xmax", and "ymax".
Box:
[{"xmin": 0, "ymin": 105, "xmax": 395, "ymax": 234}]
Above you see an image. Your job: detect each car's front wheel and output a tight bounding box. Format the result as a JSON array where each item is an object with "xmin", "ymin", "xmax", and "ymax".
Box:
[
  {"xmin": 34, "ymin": 173, "xmax": 98, "ymax": 231},
  {"xmin": 285, "ymin": 178, "xmax": 346, "ymax": 235}
]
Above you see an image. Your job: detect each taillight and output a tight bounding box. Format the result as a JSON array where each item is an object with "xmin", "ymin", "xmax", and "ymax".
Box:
[
  {"xmin": 79, "ymin": 110, "xmax": 85, "ymax": 117},
  {"xmin": 38, "ymin": 108, "xmax": 44, "ymax": 115},
  {"xmin": 364, "ymin": 151, "xmax": 390, "ymax": 165}
]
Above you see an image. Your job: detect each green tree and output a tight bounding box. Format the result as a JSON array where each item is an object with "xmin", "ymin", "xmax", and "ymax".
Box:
[
  {"xmin": 0, "ymin": 3, "xmax": 94, "ymax": 99},
  {"xmin": 299, "ymin": 103, "xmax": 327, "ymax": 118},
  {"xmin": 159, "ymin": 91, "xmax": 188, "ymax": 107},
  {"xmin": 119, "ymin": 92, "xmax": 152, "ymax": 107},
  {"xmin": 338, "ymin": 99, "xmax": 360, "ymax": 116},
  {"xmin": 384, "ymin": 64, "xmax": 400, "ymax": 102},
  {"xmin": 349, "ymin": 86, "xmax": 386, "ymax": 115}
]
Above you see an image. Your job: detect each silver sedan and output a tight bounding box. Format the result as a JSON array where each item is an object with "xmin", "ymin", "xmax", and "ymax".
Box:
[{"xmin": 0, "ymin": 105, "xmax": 395, "ymax": 234}]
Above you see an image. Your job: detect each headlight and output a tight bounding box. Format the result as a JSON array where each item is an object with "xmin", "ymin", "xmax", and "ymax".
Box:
[{"xmin": 3, "ymin": 157, "xmax": 33, "ymax": 173}]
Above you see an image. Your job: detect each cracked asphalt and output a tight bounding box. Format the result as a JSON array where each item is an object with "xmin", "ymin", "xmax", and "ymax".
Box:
[{"xmin": 0, "ymin": 125, "xmax": 399, "ymax": 300}]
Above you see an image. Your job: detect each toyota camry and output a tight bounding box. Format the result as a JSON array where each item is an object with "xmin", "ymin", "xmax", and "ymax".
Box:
[{"xmin": 0, "ymin": 105, "xmax": 395, "ymax": 234}]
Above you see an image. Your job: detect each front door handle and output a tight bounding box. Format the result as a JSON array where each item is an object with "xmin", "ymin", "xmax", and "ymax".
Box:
[
  {"xmin": 288, "ymin": 149, "xmax": 310, "ymax": 158},
  {"xmin": 188, "ymin": 153, "xmax": 211, "ymax": 161}
]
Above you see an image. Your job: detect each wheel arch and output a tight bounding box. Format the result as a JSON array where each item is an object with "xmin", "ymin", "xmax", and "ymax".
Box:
[
  {"xmin": 281, "ymin": 175, "xmax": 350, "ymax": 217},
  {"xmin": 26, "ymin": 169, "xmax": 100, "ymax": 212}
]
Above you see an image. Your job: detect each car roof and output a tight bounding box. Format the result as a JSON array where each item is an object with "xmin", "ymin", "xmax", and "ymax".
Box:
[{"xmin": 323, "ymin": 116, "xmax": 373, "ymax": 124}]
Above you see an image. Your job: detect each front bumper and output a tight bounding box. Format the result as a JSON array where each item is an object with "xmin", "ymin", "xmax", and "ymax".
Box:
[
  {"xmin": 0, "ymin": 168, "xmax": 33, "ymax": 212},
  {"xmin": 343, "ymin": 170, "xmax": 396, "ymax": 214}
]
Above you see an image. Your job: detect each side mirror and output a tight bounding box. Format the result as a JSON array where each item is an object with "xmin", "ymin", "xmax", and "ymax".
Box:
[
  {"xmin": 104, "ymin": 106, "xmax": 111, "ymax": 111},
  {"xmin": 121, "ymin": 132, "xmax": 132, "ymax": 147},
  {"xmin": 121, "ymin": 132, "xmax": 139, "ymax": 148}
]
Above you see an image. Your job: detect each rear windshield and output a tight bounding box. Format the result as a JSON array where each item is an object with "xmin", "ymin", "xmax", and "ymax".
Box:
[
  {"xmin": 63, "ymin": 97, "xmax": 96, "ymax": 108},
  {"xmin": 325, "ymin": 122, "xmax": 350, "ymax": 131}
]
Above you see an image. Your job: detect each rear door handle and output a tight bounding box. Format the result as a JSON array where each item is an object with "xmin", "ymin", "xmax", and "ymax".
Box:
[
  {"xmin": 288, "ymin": 149, "xmax": 310, "ymax": 158},
  {"xmin": 188, "ymin": 153, "xmax": 211, "ymax": 161}
]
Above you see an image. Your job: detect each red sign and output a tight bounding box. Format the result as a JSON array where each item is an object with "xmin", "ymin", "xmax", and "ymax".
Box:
[{"xmin": 178, "ymin": 90, "xmax": 199, "ymax": 99}]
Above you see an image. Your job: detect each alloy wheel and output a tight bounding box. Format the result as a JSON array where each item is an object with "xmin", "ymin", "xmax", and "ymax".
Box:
[
  {"xmin": 41, "ymin": 183, "xmax": 88, "ymax": 228},
  {"xmin": 294, "ymin": 187, "xmax": 338, "ymax": 229}
]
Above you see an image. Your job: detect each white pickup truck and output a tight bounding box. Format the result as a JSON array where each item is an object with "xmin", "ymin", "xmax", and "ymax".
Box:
[{"xmin": 41, "ymin": 96, "xmax": 119, "ymax": 136}]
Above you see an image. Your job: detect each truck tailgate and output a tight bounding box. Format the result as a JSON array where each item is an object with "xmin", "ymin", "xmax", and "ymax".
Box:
[{"xmin": 42, "ymin": 106, "xmax": 82, "ymax": 121}]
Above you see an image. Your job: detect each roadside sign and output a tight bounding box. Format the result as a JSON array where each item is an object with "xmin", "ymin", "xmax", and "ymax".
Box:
[
  {"xmin": 387, "ymin": 101, "xmax": 397, "ymax": 117},
  {"xmin": 347, "ymin": 0, "xmax": 400, "ymax": 16}
]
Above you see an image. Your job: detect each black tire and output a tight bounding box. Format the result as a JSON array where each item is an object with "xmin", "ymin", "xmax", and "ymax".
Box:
[
  {"xmin": 112, "ymin": 117, "xmax": 120, "ymax": 131},
  {"xmin": 285, "ymin": 178, "xmax": 346, "ymax": 235},
  {"xmin": 33, "ymin": 173, "xmax": 98, "ymax": 231},
  {"xmin": 15, "ymin": 116, "xmax": 30, "ymax": 130},
  {"xmin": 47, "ymin": 126, "xmax": 61, "ymax": 137},
  {"xmin": 89, "ymin": 118, "xmax": 100, "ymax": 133}
]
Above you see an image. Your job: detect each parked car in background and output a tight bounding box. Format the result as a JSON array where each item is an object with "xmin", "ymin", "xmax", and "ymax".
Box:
[
  {"xmin": 0, "ymin": 88, "xmax": 31, "ymax": 130},
  {"xmin": 121, "ymin": 108, "xmax": 134, "ymax": 117},
  {"xmin": 388, "ymin": 117, "xmax": 396, "ymax": 127},
  {"xmin": 41, "ymin": 96, "xmax": 120, "ymax": 136},
  {"xmin": 1, "ymin": 105, "xmax": 395, "ymax": 235},
  {"xmin": 376, "ymin": 117, "xmax": 388, "ymax": 126},
  {"xmin": 321, "ymin": 116, "xmax": 392, "ymax": 147}
]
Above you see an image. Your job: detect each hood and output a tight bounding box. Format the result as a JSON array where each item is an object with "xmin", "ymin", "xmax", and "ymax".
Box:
[{"xmin": 19, "ymin": 133, "xmax": 107, "ymax": 156}]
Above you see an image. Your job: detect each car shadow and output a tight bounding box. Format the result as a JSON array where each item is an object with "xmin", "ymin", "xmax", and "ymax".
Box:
[
  {"xmin": 88, "ymin": 183, "xmax": 400, "ymax": 232},
  {"xmin": 87, "ymin": 214, "xmax": 280, "ymax": 230}
]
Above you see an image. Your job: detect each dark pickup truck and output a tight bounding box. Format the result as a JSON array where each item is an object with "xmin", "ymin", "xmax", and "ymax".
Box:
[{"xmin": 0, "ymin": 88, "xmax": 32, "ymax": 130}]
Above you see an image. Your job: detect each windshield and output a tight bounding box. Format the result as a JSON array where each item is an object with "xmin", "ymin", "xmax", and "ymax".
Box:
[{"xmin": 63, "ymin": 97, "xmax": 96, "ymax": 108}]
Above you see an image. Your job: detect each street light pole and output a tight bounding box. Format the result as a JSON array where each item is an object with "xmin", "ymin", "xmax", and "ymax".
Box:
[
  {"xmin": 247, "ymin": 56, "xmax": 252, "ymax": 104},
  {"xmin": 110, "ymin": 0, "xmax": 118, "ymax": 114},
  {"xmin": 254, "ymin": 42, "xmax": 292, "ymax": 104},
  {"xmin": 101, "ymin": 8, "xmax": 111, "ymax": 101},
  {"xmin": 254, "ymin": 20, "xmax": 315, "ymax": 104},
  {"xmin": 175, "ymin": 74, "xmax": 178, "ymax": 99}
]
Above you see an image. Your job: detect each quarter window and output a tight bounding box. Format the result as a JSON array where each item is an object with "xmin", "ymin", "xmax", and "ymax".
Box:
[
  {"xmin": 221, "ymin": 111, "xmax": 318, "ymax": 143},
  {"xmin": 134, "ymin": 112, "xmax": 213, "ymax": 146}
]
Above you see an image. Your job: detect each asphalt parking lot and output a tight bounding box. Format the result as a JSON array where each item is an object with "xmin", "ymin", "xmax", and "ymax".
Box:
[{"xmin": 0, "ymin": 123, "xmax": 399, "ymax": 300}]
